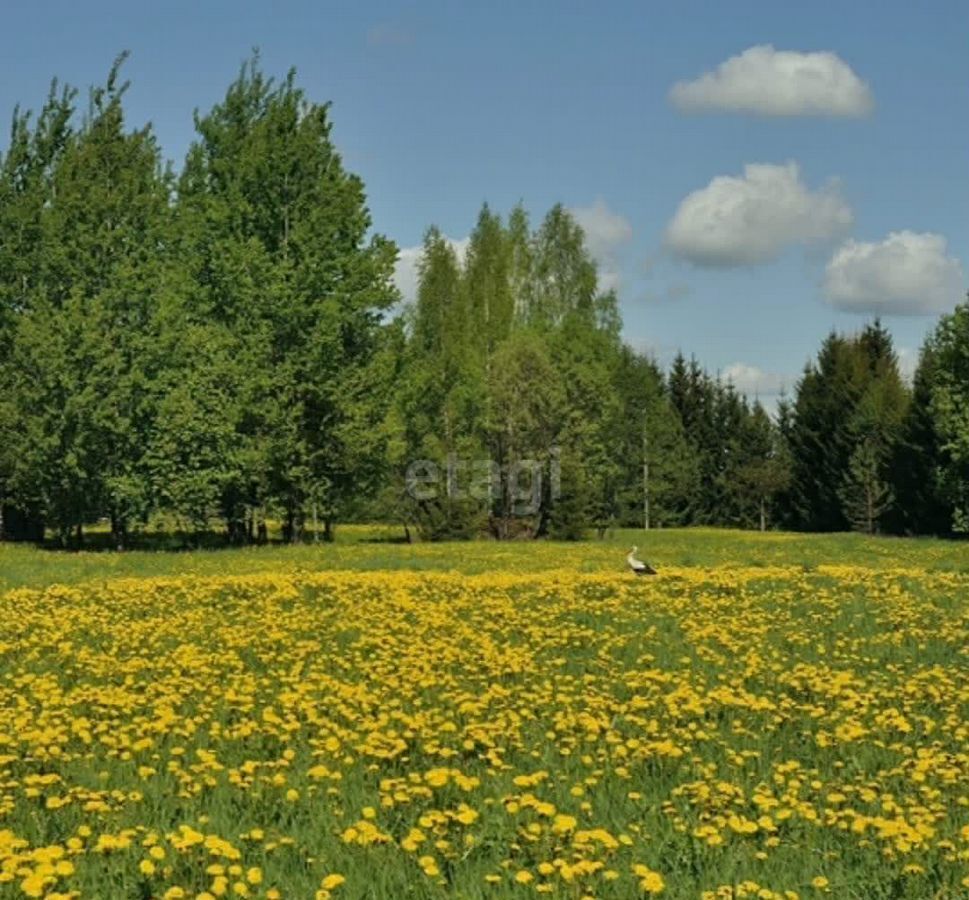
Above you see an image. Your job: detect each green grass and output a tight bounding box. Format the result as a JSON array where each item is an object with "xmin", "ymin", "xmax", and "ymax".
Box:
[
  {"xmin": 1, "ymin": 526, "xmax": 965, "ymax": 593},
  {"xmin": 3, "ymin": 528, "xmax": 969, "ymax": 898}
]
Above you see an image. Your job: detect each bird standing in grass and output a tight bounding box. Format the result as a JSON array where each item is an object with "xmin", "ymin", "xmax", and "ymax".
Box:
[{"xmin": 627, "ymin": 546, "xmax": 657, "ymax": 576}]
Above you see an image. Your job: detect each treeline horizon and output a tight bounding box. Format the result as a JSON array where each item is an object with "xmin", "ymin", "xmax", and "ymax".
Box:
[{"xmin": 1, "ymin": 56, "xmax": 967, "ymax": 548}]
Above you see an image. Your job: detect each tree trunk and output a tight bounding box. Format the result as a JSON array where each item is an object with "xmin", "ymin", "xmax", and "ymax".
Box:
[
  {"xmin": 110, "ymin": 511, "xmax": 127, "ymax": 551},
  {"xmin": 759, "ymin": 497, "xmax": 766, "ymax": 532},
  {"xmin": 643, "ymin": 425, "xmax": 650, "ymax": 531},
  {"xmin": 535, "ymin": 501, "xmax": 550, "ymax": 538},
  {"xmin": 323, "ymin": 516, "xmax": 334, "ymax": 543}
]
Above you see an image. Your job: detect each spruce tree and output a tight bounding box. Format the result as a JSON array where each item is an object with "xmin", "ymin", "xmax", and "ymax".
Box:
[
  {"xmin": 839, "ymin": 438, "xmax": 895, "ymax": 534},
  {"xmin": 924, "ymin": 299, "xmax": 969, "ymax": 531}
]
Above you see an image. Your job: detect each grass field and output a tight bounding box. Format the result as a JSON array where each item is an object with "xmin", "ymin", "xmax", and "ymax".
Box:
[
  {"xmin": 2, "ymin": 530, "xmax": 969, "ymax": 899},
  {"xmin": 1, "ymin": 527, "xmax": 966, "ymax": 592}
]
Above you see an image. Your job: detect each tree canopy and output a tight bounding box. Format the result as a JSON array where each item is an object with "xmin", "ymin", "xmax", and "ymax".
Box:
[{"xmin": 0, "ymin": 56, "xmax": 965, "ymax": 545}]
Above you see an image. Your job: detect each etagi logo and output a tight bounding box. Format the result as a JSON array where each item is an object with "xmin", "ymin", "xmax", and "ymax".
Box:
[{"xmin": 405, "ymin": 449, "xmax": 561, "ymax": 516}]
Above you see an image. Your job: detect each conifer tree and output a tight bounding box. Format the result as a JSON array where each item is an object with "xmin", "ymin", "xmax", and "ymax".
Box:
[
  {"xmin": 924, "ymin": 299, "xmax": 969, "ymax": 531},
  {"xmin": 891, "ymin": 344, "xmax": 952, "ymax": 534},
  {"xmin": 839, "ymin": 437, "xmax": 895, "ymax": 534}
]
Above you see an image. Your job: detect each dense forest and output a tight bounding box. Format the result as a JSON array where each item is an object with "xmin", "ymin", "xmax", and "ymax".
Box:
[{"xmin": 1, "ymin": 58, "xmax": 967, "ymax": 546}]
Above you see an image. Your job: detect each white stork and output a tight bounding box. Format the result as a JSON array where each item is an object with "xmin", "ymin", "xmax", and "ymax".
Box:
[{"xmin": 627, "ymin": 546, "xmax": 657, "ymax": 576}]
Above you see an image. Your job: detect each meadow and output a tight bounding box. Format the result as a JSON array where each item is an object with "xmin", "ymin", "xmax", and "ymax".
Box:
[{"xmin": 2, "ymin": 530, "xmax": 969, "ymax": 899}]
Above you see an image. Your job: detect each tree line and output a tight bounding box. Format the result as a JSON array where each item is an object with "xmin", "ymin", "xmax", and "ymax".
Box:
[{"xmin": 0, "ymin": 58, "xmax": 966, "ymax": 546}]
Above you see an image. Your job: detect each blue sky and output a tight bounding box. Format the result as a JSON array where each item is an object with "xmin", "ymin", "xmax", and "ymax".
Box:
[{"xmin": 3, "ymin": 0, "xmax": 967, "ymax": 402}]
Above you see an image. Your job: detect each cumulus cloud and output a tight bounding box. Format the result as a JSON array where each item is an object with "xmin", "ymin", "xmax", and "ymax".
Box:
[
  {"xmin": 571, "ymin": 199, "xmax": 633, "ymax": 259},
  {"xmin": 570, "ymin": 199, "xmax": 633, "ymax": 292},
  {"xmin": 722, "ymin": 363, "xmax": 789, "ymax": 397},
  {"xmin": 597, "ymin": 269, "xmax": 622, "ymax": 294},
  {"xmin": 625, "ymin": 336, "xmax": 678, "ymax": 367},
  {"xmin": 393, "ymin": 236, "xmax": 469, "ymax": 302},
  {"xmin": 665, "ymin": 162, "xmax": 852, "ymax": 267},
  {"xmin": 670, "ymin": 45, "xmax": 873, "ymax": 117},
  {"xmin": 392, "ymin": 246, "xmax": 423, "ymax": 303},
  {"xmin": 896, "ymin": 347, "xmax": 919, "ymax": 384},
  {"xmin": 823, "ymin": 231, "xmax": 965, "ymax": 315}
]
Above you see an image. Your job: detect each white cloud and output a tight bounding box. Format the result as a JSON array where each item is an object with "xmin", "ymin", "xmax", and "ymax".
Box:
[
  {"xmin": 571, "ymin": 199, "xmax": 633, "ymax": 259},
  {"xmin": 897, "ymin": 347, "xmax": 919, "ymax": 384},
  {"xmin": 625, "ymin": 336, "xmax": 677, "ymax": 367},
  {"xmin": 393, "ymin": 245, "xmax": 423, "ymax": 303},
  {"xmin": 665, "ymin": 162, "xmax": 852, "ymax": 267},
  {"xmin": 597, "ymin": 269, "xmax": 622, "ymax": 294},
  {"xmin": 570, "ymin": 199, "xmax": 633, "ymax": 293},
  {"xmin": 823, "ymin": 231, "xmax": 965, "ymax": 315},
  {"xmin": 393, "ymin": 236, "xmax": 469, "ymax": 303},
  {"xmin": 670, "ymin": 45, "xmax": 873, "ymax": 117},
  {"xmin": 722, "ymin": 363, "xmax": 789, "ymax": 397}
]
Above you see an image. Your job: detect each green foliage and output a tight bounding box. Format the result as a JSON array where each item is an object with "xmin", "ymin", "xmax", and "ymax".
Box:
[
  {"xmin": 487, "ymin": 331, "xmax": 564, "ymax": 538},
  {"xmin": 890, "ymin": 345, "xmax": 951, "ymax": 535},
  {"xmin": 0, "ymin": 55, "xmax": 963, "ymax": 546},
  {"xmin": 838, "ymin": 437, "xmax": 895, "ymax": 534},
  {"xmin": 176, "ymin": 54, "xmax": 398, "ymax": 542},
  {"xmin": 784, "ymin": 322, "xmax": 909, "ymax": 534},
  {"xmin": 0, "ymin": 55, "xmax": 396, "ymax": 546},
  {"xmin": 735, "ymin": 402, "xmax": 791, "ymax": 531},
  {"xmin": 924, "ymin": 299, "xmax": 969, "ymax": 531},
  {"xmin": 390, "ymin": 201, "xmax": 636, "ymax": 540},
  {"xmin": 1, "ymin": 56, "xmax": 170, "ymax": 546},
  {"xmin": 665, "ymin": 354, "xmax": 784, "ymax": 528},
  {"xmin": 386, "ymin": 199, "xmax": 801, "ymax": 541}
]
